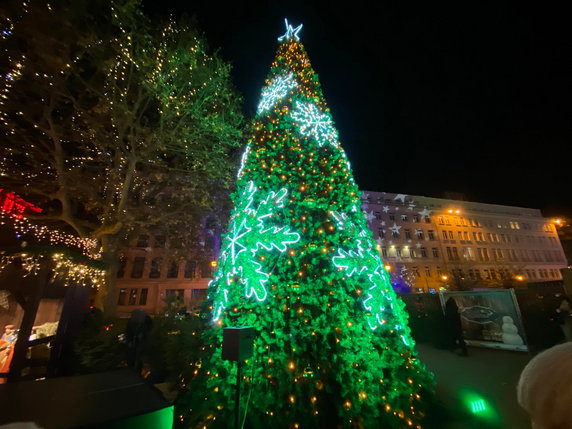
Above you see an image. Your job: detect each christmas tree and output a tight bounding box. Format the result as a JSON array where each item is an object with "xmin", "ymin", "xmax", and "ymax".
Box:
[{"xmin": 186, "ymin": 20, "xmax": 434, "ymax": 428}]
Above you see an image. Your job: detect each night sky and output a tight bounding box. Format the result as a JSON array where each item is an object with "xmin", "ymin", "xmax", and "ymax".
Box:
[{"xmin": 145, "ymin": 1, "xmax": 572, "ymax": 216}]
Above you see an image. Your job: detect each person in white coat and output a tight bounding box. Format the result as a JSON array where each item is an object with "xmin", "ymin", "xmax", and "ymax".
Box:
[{"xmin": 517, "ymin": 342, "xmax": 572, "ymax": 429}]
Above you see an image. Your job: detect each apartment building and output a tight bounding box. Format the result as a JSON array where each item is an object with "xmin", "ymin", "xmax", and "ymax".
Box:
[
  {"xmin": 115, "ymin": 230, "xmax": 219, "ymax": 315},
  {"xmin": 361, "ymin": 191, "xmax": 567, "ymax": 292},
  {"xmin": 116, "ymin": 190, "xmax": 568, "ymax": 314}
]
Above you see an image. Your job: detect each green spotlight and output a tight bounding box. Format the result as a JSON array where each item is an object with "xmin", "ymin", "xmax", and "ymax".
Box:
[{"xmin": 470, "ymin": 398, "xmax": 487, "ymax": 414}]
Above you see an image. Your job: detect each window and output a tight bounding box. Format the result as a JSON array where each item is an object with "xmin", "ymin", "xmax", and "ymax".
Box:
[
  {"xmin": 405, "ymin": 229, "xmax": 412, "ymax": 239},
  {"xmin": 118, "ymin": 288, "xmax": 128, "ymax": 305},
  {"xmin": 166, "ymin": 289, "xmax": 184, "ymax": 304},
  {"xmin": 154, "ymin": 235, "xmax": 166, "ymax": 248},
  {"xmin": 482, "ymin": 248, "xmax": 490, "ymax": 261},
  {"xmin": 416, "ymin": 229, "xmax": 424, "ymax": 240},
  {"xmin": 442, "ymin": 231, "xmax": 449, "ymax": 240},
  {"xmin": 409, "ymin": 248, "xmax": 416, "ymax": 258},
  {"xmin": 425, "ymin": 266, "xmax": 431, "ymax": 277},
  {"xmin": 129, "ymin": 288, "xmax": 138, "ymax": 305},
  {"xmin": 446, "ymin": 247, "xmax": 453, "ymax": 260},
  {"xmin": 452, "ymin": 247, "xmax": 459, "ymax": 260},
  {"xmin": 401, "ymin": 214, "xmax": 408, "ymax": 221},
  {"xmin": 389, "ymin": 213, "xmax": 395, "ymax": 221},
  {"xmin": 392, "ymin": 230, "xmax": 400, "ymax": 239},
  {"xmin": 150, "ymin": 257, "xmax": 162, "ymax": 278},
  {"xmin": 184, "ymin": 260, "xmax": 196, "ymax": 278},
  {"xmin": 205, "ymin": 235, "xmax": 215, "ymax": 249},
  {"xmin": 139, "ymin": 288, "xmax": 148, "ymax": 306},
  {"xmin": 428, "ymin": 230, "xmax": 435, "ymax": 240},
  {"xmin": 475, "ymin": 270, "xmax": 482, "ymax": 280},
  {"xmin": 413, "ymin": 215, "xmax": 420, "ymax": 223},
  {"xmin": 136, "ymin": 234, "xmax": 149, "ymax": 247},
  {"xmin": 457, "ymin": 231, "xmax": 463, "ymax": 241},
  {"xmin": 200, "ymin": 261, "xmax": 213, "ymax": 278},
  {"xmin": 167, "ymin": 261, "xmax": 179, "ymax": 278},
  {"xmin": 117, "ymin": 256, "xmax": 127, "ymax": 278},
  {"xmin": 463, "ymin": 231, "xmax": 470, "ymax": 241},
  {"xmin": 131, "ymin": 257, "xmax": 145, "ymax": 278},
  {"xmin": 191, "ymin": 288, "xmax": 207, "ymax": 303},
  {"xmin": 420, "ymin": 247, "xmax": 427, "ymax": 258},
  {"xmin": 438, "ymin": 216, "xmax": 445, "ymax": 225},
  {"xmin": 395, "ymin": 247, "xmax": 402, "ymax": 258},
  {"xmin": 412, "ymin": 267, "xmax": 420, "ymax": 277},
  {"xmin": 374, "ymin": 212, "xmax": 382, "ymax": 220},
  {"xmin": 448, "ymin": 231, "xmax": 454, "ymax": 240},
  {"xmin": 381, "ymin": 247, "xmax": 388, "ymax": 258},
  {"xmin": 205, "ymin": 217, "xmax": 217, "ymax": 229},
  {"xmin": 378, "ymin": 228, "xmax": 385, "ymax": 238},
  {"xmin": 463, "ymin": 247, "xmax": 474, "ymax": 260},
  {"xmin": 432, "ymin": 248, "xmax": 439, "ymax": 258},
  {"xmin": 484, "ymin": 269, "xmax": 490, "ymax": 280},
  {"xmin": 424, "ymin": 215, "xmax": 431, "ymax": 224}
]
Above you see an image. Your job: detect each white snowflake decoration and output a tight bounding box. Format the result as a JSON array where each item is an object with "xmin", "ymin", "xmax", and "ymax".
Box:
[
  {"xmin": 257, "ymin": 72, "xmax": 298, "ymax": 115},
  {"xmin": 291, "ymin": 101, "xmax": 338, "ymax": 147}
]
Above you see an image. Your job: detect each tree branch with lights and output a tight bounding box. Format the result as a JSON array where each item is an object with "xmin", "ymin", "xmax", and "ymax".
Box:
[{"xmin": 0, "ymin": 0, "xmax": 244, "ymax": 313}]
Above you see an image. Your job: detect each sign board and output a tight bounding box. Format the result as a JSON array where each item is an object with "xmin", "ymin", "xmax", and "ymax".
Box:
[{"xmin": 440, "ymin": 289, "xmax": 528, "ymax": 351}]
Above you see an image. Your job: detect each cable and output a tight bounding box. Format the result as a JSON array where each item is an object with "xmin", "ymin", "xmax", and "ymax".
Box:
[{"xmin": 241, "ymin": 356, "xmax": 257, "ymax": 429}]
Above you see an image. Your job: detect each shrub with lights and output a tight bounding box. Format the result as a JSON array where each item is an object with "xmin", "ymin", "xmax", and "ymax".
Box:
[{"xmin": 183, "ymin": 20, "xmax": 434, "ymax": 428}]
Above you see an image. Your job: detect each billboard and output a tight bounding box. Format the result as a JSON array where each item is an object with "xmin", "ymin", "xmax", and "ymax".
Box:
[{"xmin": 440, "ymin": 289, "xmax": 527, "ymax": 351}]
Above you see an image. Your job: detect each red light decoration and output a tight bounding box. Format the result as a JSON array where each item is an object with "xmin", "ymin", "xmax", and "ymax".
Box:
[{"xmin": 0, "ymin": 188, "xmax": 42, "ymax": 218}]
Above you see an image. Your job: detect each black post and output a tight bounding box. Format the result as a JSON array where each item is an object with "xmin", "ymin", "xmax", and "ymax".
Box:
[{"xmin": 235, "ymin": 361, "xmax": 242, "ymax": 429}]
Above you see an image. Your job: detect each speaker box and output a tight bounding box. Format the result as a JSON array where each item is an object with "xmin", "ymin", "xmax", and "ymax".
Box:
[{"xmin": 222, "ymin": 327, "xmax": 255, "ymax": 361}]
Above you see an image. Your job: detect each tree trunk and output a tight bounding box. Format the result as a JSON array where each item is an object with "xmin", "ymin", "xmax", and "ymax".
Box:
[{"xmin": 97, "ymin": 235, "xmax": 121, "ymax": 319}]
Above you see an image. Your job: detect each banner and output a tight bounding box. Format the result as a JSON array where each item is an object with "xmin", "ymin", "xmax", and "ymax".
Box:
[{"xmin": 440, "ymin": 289, "xmax": 527, "ymax": 351}]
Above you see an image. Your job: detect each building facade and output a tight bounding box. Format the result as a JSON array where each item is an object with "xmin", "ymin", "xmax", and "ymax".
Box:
[
  {"xmin": 361, "ymin": 191, "xmax": 567, "ymax": 292},
  {"xmin": 115, "ymin": 231, "xmax": 218, "ymax": 316},
  {"xmin": 116, "ymin": 191, "xmax": 568, "ymax": 314}
]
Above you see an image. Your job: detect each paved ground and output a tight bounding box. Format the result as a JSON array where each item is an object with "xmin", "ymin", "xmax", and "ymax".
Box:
[{"xmin": 416, "ymin": 343, "xmax": 532, "ymax": 429}]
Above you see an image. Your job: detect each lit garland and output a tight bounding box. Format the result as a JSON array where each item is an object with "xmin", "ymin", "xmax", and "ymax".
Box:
[
  {"xmin": 257, "ymin": 72, "xmax": 298, "ymax": 115},
  {"xmin": 291, "ymin": 101, "xmax": 339, "ymax": 147},
  {"xmin": 0, "ymin": 210, "xmax": 99, "ymax": 257},
  {"xmin": 51, "ymin": 253, "xmax": 105, "ymax": 288},
  {"xmin": 186, "ymin": 19, "xmax": 434, "ymax": 429},
  {"xmin": 0, "ymin": 253, "xmax": 105, "ymax": 289},
  {"xmin": 210, "ymin": 181, "xmax": 301, "ymax": 321}
]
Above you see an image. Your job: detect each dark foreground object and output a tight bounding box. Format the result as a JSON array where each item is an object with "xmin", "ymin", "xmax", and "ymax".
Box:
[{"xmin": 0, "ymin": 368, "xmax": 173, "ymax": 429}]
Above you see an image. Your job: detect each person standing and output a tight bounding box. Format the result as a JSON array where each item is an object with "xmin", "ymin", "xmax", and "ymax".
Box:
[
  {"xmin": 444, "ymin": 298, "xmax": 468, "ymax": 356},
  {"xmin": 555, "ymin": 297, "xmax": 572, "ymax": 342},
  {"xmin": 517, "ymin": 342, "xmax": 572, "ymax": 429}
]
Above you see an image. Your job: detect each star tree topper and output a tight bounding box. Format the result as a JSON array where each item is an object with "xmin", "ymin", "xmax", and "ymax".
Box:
[{"xmin": 277, "ymin": 18, "xmax": 303, "ymax": 42}]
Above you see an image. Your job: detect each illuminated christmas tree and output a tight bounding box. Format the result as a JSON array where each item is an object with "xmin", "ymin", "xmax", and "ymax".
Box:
[{"xmin": 185, "ymin": 20, "xmax": 434, "ymax": 428}]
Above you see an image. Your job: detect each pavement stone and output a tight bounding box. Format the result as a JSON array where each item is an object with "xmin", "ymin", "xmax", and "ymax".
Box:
[{"xmin": 416, "ymin": 343, "xmax": 532, "ymax": 429}]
